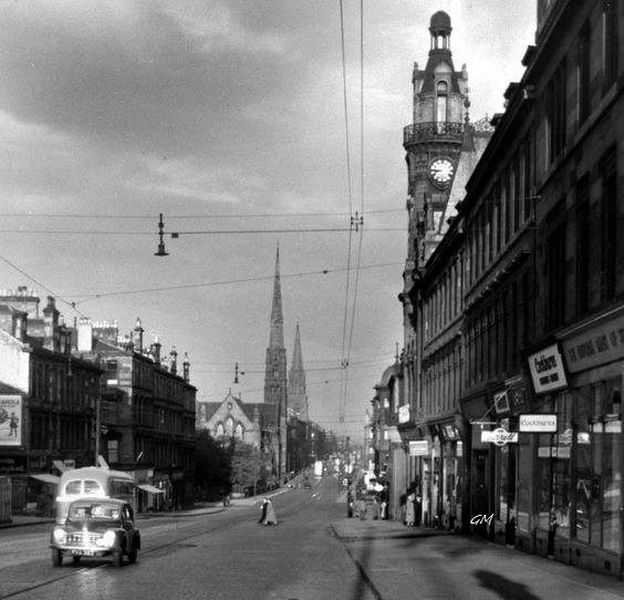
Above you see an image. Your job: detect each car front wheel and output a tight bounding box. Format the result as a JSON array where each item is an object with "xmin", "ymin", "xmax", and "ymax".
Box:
[
  {"xmin": 127, "ymin": 546, "xmax": 137, "ymax": 564},
  {"xmin": 51, "ymin": 549, "xmax": 62, "ymax": 567}
]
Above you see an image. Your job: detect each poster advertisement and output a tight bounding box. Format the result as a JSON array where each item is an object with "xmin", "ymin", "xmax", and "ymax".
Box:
[{"xmin": 0, "ymin": 395, "xmax": 22, "ymax": 446}]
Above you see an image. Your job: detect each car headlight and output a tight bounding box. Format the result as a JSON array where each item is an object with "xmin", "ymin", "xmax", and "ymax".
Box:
[
  {"xmin": 102, "ymin": 530, "xmax": 117, "ymax": 546},
  {"xmin": 53, "ymin": 528, "xmax": 67, "ymax": 544}
]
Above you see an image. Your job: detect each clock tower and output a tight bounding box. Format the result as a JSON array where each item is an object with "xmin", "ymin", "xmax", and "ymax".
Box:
[{"xmin": 402, "ymin": 11, "xmax": 491, "ymax": 276}]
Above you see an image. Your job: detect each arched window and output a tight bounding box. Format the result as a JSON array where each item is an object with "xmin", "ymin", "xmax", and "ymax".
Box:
[
  {"xmin": 436, "ymin": 81, "xmax": 448, "ymax": 129},
  {"xmin": 215, "ymin": 423, "xmax": 224, "ymax": 438},
  {"xmin": 235, "ymin": 423, "xmax": 244, "ymax": 439},
  {"xmin": 225, "ymin": 417, "xmax": 234, "ymax": 437}
]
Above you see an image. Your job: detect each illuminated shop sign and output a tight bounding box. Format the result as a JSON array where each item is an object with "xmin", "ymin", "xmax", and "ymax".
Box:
[
  {"xmin": 398, "ymin": 405, "xmax": 410, "ymax": 424},
  {"xmin": 519, "ymin": 414, "xmax": 557, "ymax": 432},
  {"xmin": 527, "ymin": 344, "xmax": 568, "ymax": 394},
  {"xmin": 562, "ymin": 314, "xmax": 624, "ymax": 374}
]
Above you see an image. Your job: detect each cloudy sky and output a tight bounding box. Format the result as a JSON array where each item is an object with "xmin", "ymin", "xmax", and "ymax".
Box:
[{"xmin": 0, "ymin": 0, "xmax": 535, "ymax": 441}]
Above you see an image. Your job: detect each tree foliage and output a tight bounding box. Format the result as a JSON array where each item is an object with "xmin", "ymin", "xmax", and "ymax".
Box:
[
  {"xmin": 228, "ymin": 439, "xmax": 262, "ymax": 494},
  {"xmin": 194, "ymin": 430, "xmax": 231, "ymax": 499}
]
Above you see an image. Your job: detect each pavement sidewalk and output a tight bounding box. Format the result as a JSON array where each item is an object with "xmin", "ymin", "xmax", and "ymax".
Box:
[
  {"xmin": 330, "ymin": 518, "xmax": 624, "ymax": 600},
  {"xmin": 0, "ymin": 487, "xmax": 292, "ymax": 529}
]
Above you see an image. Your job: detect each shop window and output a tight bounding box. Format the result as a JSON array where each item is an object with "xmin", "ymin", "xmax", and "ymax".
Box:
[{"xmin": 572, "ymin": 380, "xmax": 622, "ymax": 550}]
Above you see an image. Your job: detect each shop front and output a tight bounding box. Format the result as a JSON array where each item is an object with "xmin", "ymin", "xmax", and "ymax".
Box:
[
  {"xmin": 460, "ymin": 391, "xmax": 494, "ymax": 535},
  {"xmin": 554, "ymin": 309, "xmax": 624, "ymax": 576},
  {"xmin": 524, "ymin": 310, "xmax": 624, "ymax": 577},
  {"xmin": 427, "ymin": 418, "xmax": 464, "ymax": 531},
  {"xmin": 490, "ymin": 378, "xmax": 531, "ymax": 548}
]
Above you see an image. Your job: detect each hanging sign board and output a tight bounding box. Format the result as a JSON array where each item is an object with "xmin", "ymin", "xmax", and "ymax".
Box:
[
  {"xmin": 519, "ymin": 414, "xmax": 557, "ymax": 433},
  {"xmin": 481, "ymin": 427, "xmax": 518, "ymax": 446},
  {"xmin": 527, "ymin": 344, "xmax": 568, "ymax": 394}
]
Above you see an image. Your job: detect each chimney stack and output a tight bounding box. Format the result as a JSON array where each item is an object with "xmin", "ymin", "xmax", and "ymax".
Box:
[
  {"xmin": 183, "ymin": 353, "xmax": 190, "ymax": 382},
  {"xmin": 14, "ymin": 311, "xmax": 28, "ymax": 342},
  {"xmin": 170, "ymin": 347, "xmax": 178, "ymax": 375},
  {"xmin": 134, "ymin": 317, "xmax": 144, "ymax": 354},
  {"xmin": 43, "ymin": 296, "xmax": 60, "ymax": 352},
  {"xmin": 78, "ymin": 318, "xmax": 93, "ymax": 352},
  {"xmin": 152, "ymin": 336, "xmax": 161, "ymax": 365}
]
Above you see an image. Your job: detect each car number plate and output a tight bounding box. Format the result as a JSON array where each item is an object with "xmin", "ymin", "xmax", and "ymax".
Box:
[{"xmin": 73, "ymin": 549, "xmax": 95, "ymax": 556}]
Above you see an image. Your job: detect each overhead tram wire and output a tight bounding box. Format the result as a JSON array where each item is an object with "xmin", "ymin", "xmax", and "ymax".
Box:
[
  {"xmin": 340, "ymin": 0, "xmax": 366, "ymax": 434},
  {"xmin": 68, "ymin": 260, "xmax": 404, "ymax": 305},
  {"xmin": 0, "ymin": 207, "xmax": 404, "ymax": 219},
  {"xmin": 0, "ymin": 252, "xmax": 86, "ymax": 318},
  {"xmin": 337, "ymin": 0, "xmax": 357, "ymax": 434}
]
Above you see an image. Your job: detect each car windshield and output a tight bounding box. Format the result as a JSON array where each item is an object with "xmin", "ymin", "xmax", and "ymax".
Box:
[{"xmin": 68, "ymin": 502, "xmax": 120, "ymax": 520}]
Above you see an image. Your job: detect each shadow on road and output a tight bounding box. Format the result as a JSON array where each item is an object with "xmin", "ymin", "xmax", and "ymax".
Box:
[
  {"xmin": 474, "ymin": 569, "xmax": 543, "ymax": 600},
  {"xmin": 348, "ymin": 536, "xmax": 380, "ymax": 600}
]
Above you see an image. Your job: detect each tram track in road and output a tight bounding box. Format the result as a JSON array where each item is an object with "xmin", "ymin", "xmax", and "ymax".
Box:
[
  {"xmin": 2, "ymin": 486, "xmax": 328, "ymax": 599},
  {"xmin": 0, "ymin": 515, "xmax": 237, "ymax": 600}
]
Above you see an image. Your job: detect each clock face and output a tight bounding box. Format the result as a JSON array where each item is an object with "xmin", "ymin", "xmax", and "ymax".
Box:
[{"xmin": 429, "ymin": 158, "xmax": 454, "ymax": 186}]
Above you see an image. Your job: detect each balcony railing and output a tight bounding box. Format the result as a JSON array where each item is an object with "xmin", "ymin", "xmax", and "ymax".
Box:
[{"xmin": 403, "ymin": 121, "xmax": 465, "ymax": 146}]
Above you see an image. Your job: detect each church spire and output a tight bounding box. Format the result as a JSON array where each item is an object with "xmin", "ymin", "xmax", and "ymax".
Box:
[
  {"xmin": 269, "ymin": 244, "xmax": 284, "ymax": 348},
  {"xmin": 288, "ymin": 321, "xmax": 308, "ymax": 421}
]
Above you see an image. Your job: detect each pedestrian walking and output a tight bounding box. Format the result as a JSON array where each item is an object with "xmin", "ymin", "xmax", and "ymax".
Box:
[
  {"xmin": 261, "ymin": 498, "xmax": 278, "ymax": 525},
  {"xmin": 405, "ymin": 491, "xmax": 416, "ymax": 527},
  {"xmin": 258, "ymin": 497, "xmax": 268, "ymax": 523}
]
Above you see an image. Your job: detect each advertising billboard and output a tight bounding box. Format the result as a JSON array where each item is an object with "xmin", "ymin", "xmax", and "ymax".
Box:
[{"xmin": 0, "ymin": 395, "xmax": 22, "ymax": 446}]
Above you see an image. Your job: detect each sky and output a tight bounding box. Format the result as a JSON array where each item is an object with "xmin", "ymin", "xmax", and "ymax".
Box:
[{"xmin": 0, "ymin": 0, "xmax": 536, "ymax": 442}]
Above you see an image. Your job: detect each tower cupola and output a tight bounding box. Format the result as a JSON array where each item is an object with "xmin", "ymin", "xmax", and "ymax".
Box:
[{"xmin": 429, "ymin": 11, "xmax": 452, "ymax": 51}]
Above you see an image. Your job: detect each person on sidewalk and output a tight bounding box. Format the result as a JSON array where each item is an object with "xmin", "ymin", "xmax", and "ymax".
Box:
[{"xmin": 405, "ymin": 491, "xmax": 416, "ymax": 527}]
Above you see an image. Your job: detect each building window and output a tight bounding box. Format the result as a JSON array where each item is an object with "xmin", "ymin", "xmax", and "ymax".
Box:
[
  {"xmin": 603, "ymin": 0, "xmax": 618, "ymax": 91},
  {"xmin": 546, "ymin": 219, "xmax": 567, "ymax": 329},
  {"xmin": 107, "ymin": 439, "xmax": 119, "ymax": 464},
  {"xmin": 577, "ymin": 21, "xmax": 591, "ymax": 124},
  {"xmin": 436, "ymin": 81, "xmax": 448, "ymax": 131},
  {"xmin": 513, "ymin": 158, "xmax": 521, "ymax": 232},
  {"xmin": 503, "ymin": 170, "xmax": 511, "ymax": 244},
  {"xmin": 600, "ymin": 148, "xmax": 617, "ymax": 301},
  {"xmin": 523, "ymin": 135, "xmax": 533, "ymax": 221},
  {"xmin": 575, "ymin": 175, "xmax": 590, "ymax": 314},
  {"xmin": 547, "ymin": 60, "xmax": 567, "ymax": 163}
]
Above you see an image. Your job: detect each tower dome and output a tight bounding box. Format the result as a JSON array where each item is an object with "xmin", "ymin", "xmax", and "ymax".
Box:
[
  {"xmin": 429, "ymin": 10, "xmax": 452, "ymax": 34},
  {"xmin": 429, "ymin": 11, "xmax": 452, "ymax": 51}
]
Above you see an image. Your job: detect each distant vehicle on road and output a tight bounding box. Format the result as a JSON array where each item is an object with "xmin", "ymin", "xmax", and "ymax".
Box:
[
  {"xmin": 55, "ymin": 466, "xmax": 136, "ymax": 523},
  {"xmin": 50, "ymin": 498, "xmax": 140, "ymax": 568}
]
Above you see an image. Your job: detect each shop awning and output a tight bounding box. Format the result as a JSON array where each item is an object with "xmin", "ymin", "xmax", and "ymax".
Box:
[
  {"xmin": 137, "ymin": 484, "xmax": 164, "ymax": 495},
  {"xmin": 29, "ymin": 473, "xmax": 60, "ymax": 485}
]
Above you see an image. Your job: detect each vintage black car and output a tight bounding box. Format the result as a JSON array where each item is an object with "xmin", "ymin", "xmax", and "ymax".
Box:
[{"xmin": 50, "ymin": 498, "xmax": 140, "ymax": 568}]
